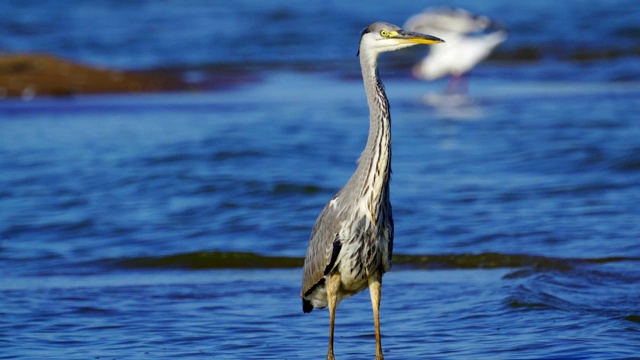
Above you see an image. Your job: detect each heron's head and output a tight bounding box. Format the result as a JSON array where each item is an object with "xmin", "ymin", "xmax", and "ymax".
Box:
[{"xmin": 358, "ymin": 22, "xmax": 444, "ymax": 57}]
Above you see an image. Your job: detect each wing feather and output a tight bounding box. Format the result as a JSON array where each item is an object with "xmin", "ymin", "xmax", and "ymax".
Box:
[{"xmin": 300, "ymin": 196, "xmax": 343, "ymax": 299}]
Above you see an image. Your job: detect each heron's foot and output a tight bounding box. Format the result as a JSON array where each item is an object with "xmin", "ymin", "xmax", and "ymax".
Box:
[
  {"xmin": 326, "ymin": 352, "xmax": 335, "ymax": 360},
  {"xmin": 376, "ymin": 354, "xmax": 385, "ymax": 360}
]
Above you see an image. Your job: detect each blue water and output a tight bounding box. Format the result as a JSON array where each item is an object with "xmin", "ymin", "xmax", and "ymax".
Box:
[{"xmin": 2, "ymin": 1, "xmax": 640, "ymax": 359}]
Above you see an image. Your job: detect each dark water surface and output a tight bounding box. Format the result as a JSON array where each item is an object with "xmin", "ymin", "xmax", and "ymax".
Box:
[{"xmin": 2, "ymin": 1, "xmax": 640, "ymax": 359}]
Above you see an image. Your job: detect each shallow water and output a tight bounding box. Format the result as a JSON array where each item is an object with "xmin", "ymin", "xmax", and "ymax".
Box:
[{"xmin": 2, "ymin": 1, "xmax": 640, "ymax": 359}]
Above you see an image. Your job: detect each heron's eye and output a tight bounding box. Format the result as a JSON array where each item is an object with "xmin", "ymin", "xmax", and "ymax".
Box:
[{"xmin": 380, "ymin": 30, "xmax": 389, "ymax": 37}]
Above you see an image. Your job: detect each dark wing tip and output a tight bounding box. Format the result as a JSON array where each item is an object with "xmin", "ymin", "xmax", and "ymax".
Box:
[{"xmin": 302, "ymin": 298, "xmax": 313, "ymax": 313}]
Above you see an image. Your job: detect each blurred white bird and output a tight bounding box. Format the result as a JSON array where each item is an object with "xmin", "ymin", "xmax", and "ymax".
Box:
[{"xmin": 404, "ymin": 8, "xmax": 507, "ymax": 93}]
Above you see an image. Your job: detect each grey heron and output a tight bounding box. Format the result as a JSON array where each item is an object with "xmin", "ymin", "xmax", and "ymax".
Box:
[
  {"xmin": 300, "ymin": 22, "xmax": 443, "ymax": 360},
  {"xmin": 404, "ymin": 8, "xmax": 506, "ymax": 93}
]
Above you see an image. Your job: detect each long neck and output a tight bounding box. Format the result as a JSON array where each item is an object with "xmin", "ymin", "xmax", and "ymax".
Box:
[{"xmin": 353, "ymin": 51, "xmax": 392, "ymax": 217}]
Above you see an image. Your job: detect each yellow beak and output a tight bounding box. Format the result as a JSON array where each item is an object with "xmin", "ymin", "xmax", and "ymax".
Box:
[{"xmin": 393, "ymin": 30, "xmax": 445, "ymax": 45}]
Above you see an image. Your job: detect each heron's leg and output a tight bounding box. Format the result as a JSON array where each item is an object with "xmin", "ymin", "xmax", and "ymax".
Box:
[
  {"xmin": 369, "ymin": 273, "xmax": 384, "ymax": 360},
  {"xmin": 326, "ymin": 273, "xmax": 341, "ymax": 360}
]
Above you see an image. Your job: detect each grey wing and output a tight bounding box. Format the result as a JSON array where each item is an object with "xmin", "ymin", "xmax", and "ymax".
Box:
[
  {"xmin": 300, "ymin": 197, "xmax": 343, "ymax": 299},
  {"xmin": 404, "ymin": 7, "xmax": 492, "ymax": 35}
]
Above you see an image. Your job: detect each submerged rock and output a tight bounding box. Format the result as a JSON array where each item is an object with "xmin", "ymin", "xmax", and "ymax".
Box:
[{"xmin": 0, "ymin": 53, "xmax": 186, "ymax": 98}]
